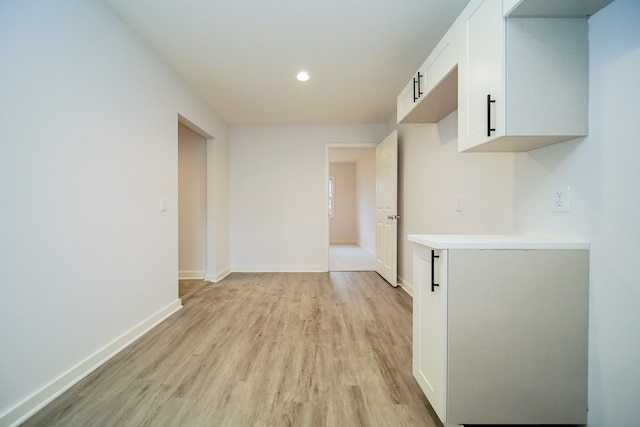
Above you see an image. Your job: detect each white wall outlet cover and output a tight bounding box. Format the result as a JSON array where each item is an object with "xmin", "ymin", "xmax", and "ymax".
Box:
[{"xmin": 552, "ymin": 185, "xmax": 570, "ymax": 212}]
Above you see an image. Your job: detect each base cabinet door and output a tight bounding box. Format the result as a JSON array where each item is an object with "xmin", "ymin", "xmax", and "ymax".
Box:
[
  {"xmin": 412, "ymin": 245, "xmax": 589, "ymax": 425},
  {"xmin": 412, "ymin": 246, "xmax": 447, "ymax": 421}
]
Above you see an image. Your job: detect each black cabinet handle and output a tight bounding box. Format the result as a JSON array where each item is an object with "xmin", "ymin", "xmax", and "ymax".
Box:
[
  {"xmin": 431, "ymin": 250, "xmax": 440, "ymax": 292},
  {"xmin": 487, "ymin": 94, "xmax": 496, "ymax": 137},
  {"xmin": 413, "ymin": 72, "xmax": 424, "ymax": 102}
]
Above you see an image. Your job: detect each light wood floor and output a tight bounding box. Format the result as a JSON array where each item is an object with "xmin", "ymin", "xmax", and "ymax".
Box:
[
  {"xmin": 24, "ymin": 272, "xmax": 442, "ymax": 427},
  {"xmin": 179, "ymin": 279, "xmax": 210, "ymax": 302}
]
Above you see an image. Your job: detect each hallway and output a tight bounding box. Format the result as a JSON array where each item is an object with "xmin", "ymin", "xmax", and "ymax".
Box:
[{"xmin": 329, "ymin": 244, "xmax": 376, "ymax": 272}]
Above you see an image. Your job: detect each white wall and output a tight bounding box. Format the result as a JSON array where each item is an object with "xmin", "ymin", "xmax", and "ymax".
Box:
[
  {"xmin": 511, "ymin": 1, "xmax": 640, "ymax": 424},
  {"xmin": 178, "ymin": 123, "xmax": 207, "ymax": 278},
  {"xmin": 355, "ymin": 149, "xmax": 376, "ymax": 253},
  {"xmin": 230, "ymin": 124, "xmax": 386, "ymax": 272},
  {"xmin": 329, "ymin": 163, "xmax": 357, "ymax": 243},
  {"xmin": 397, "ymin": 112, "xmax": 515, "ymax": 293},
  {"xmin": 0, "ymin": 0, "xmax": 229, "ymax": 424}
]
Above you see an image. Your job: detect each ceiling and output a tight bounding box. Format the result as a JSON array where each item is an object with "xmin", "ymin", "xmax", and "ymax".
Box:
[{"xmin": 103, "ymin": 0, "xmax": 469, "ymax": 125}]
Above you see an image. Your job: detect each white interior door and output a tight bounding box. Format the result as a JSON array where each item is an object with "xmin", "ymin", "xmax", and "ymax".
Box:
[{"xmin": 375, "ymin": 130, "xmax": 398, "ymax": 286}]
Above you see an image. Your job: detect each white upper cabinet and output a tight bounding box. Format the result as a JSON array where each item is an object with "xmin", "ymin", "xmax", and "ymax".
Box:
[
  {"xmin": 397, "ymin": 66, "xmax": 426, "ymax": 123},
  {"xmin": 458, "ymin": 0, "xmax": 589, "ymax": 152},
  {"xmin": 397, "ymin": 19, "xmax": 458, "ymax": 124},
  {"xmin": 397, "ymin": 0, "xmax": 611, "ymax": 152},
  {"xmin": 503, "ymin": 0, "xmax": 614, "ymax": 17}
]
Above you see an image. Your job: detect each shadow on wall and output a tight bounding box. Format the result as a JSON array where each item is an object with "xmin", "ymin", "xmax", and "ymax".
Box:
[{"xmin": 397, "ymin": 111, "xmax": 515, "ymax": 285}]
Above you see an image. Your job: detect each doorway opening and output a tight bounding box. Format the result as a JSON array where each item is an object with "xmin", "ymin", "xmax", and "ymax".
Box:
[
  {"xmin": 327, "ymin": 147, "xmax": 376, "ymax": 272},
  {"xmin": 178, "ymin": 121, "xmax": 209, "ymax": 302}
]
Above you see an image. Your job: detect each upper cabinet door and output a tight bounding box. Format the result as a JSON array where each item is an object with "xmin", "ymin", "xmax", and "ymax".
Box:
[
  {"xmin": 397, "ymin": 69, "xmax": 425, "ymax": 123},
  {"xmin": 458, "ymin": 0, "xmax": 504, "ymax": 150},
  {"xmin": 397, "ymin": 18, "xmax": 459, "ymax": 124},
  {"xmin": 457, "ymin": 0, "xmax": 589, "ymax": 152}
]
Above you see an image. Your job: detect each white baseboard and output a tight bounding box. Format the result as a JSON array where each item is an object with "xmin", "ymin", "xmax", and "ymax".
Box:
[
  {"xmin": 205, "ymin": 267, "xmax": 231, "ymax": 283},
  {"xmin": 398, "ymin": 276, "xmax": 414, "ymax": 298},
  {"xmin": 329, "ymin": 240, "xmax": 357, "ymax": 245},
  {"xmin": 232, "ymin": 265, "xmax": 326, "ymax": 273},
  {"xmin": 0, "ymin": 300, "xmax": 182, "ymax": 427},
  {"xmin": 178, "ymin": 270, "xmax": 207, "ymax": 279}
]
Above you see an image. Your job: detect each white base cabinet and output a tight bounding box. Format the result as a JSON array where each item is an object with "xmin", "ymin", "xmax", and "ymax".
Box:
[{"xmin": 410, "ymin": 236, "xmax": 589, "ymax": 426}]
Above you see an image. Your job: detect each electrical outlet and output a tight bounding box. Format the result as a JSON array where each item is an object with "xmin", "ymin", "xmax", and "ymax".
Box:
[{"xmin": 552, "ymin": 185, "xmax": 570, "ymax": 212}]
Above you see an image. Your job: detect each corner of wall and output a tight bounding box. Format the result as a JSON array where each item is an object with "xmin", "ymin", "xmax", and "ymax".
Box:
[{"xmin": 398, "ymin": 276, "xmax": 414, "ymax": 298}]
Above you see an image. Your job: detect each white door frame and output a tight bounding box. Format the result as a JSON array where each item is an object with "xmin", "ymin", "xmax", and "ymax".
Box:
[
  {"xmin": 324, "ymin": 143, "xmax": 378, "ymax": 272},
  {"xmin": 177, "ymin": 115, "xmax": 214, "ymax": 283}
]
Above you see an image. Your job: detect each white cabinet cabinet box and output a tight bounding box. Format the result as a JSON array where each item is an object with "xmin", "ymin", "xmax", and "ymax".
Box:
[
  {"xmin": 458, "ymin": 0, "xmax": 589, "ymax": 152},
  {"xmin": 397, "ymin": 18, "xmax": 458, "ymax": 124},
  {"xmin": 409, "ymin": 235, "xmax": 589, "ymax": 426},
  {"xmin": 503, "ymin": 0, "xmax": 614, "ymax": 17},
  {"xmin": 397, "ymin": 0, "xmax": 614, "ymax": 152}
]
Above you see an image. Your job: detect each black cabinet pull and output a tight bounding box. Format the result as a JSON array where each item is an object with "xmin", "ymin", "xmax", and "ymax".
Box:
[
  {"xmin": 413, "ymin": 72, "xmax": 424, "ymax": 102},
  {"xmin": 487, "ymin": 94, "xmax": 496, "ymax": 137},
  {"xmin": 431, "ymin": 250, "xmax": 440, "ymax": 292}
]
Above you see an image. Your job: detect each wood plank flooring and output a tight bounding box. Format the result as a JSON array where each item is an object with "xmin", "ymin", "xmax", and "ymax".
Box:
[
  {"xmin": 178, "ymin": 279, "xmax": 210, "ymax": 302},
  {"xmin": 23, "ymin": 272, "xmax": 443, "ymax": 427}
]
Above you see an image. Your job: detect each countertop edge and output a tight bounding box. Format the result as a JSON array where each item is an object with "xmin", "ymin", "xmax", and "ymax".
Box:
[{"xmin": 407, "ymin": 234, "xmax": 590, "ymax": 250}]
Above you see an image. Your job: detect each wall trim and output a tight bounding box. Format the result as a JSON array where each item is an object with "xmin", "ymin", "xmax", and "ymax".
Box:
[
  {"xmin": 398, "ymin": 275, "xmax": 414, "ymax": 298},
  {"xmin": 232, "ymin": 265, "xmax": 326, "ymax": 273},
  {"xmin": 205, "ymin": 267, "xmax": 231, "ymax": 283},
  {"xmin": 178, "ymin": 270, "xmax": 207, "ymax": 279},
  {"xmin": 0, "ymin": 300, "xmax": 182, "ymax": 427}
]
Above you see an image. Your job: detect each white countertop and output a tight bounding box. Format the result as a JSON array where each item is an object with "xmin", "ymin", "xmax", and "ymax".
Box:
[{"xmin": 407, "ymin": 234, "xmax": 590, "ymax": 250}]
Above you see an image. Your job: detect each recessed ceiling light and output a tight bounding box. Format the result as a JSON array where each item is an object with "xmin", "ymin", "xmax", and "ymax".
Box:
[{"xmin": 296, "ymin": 71, "xmax": 310, "ymax": 82}]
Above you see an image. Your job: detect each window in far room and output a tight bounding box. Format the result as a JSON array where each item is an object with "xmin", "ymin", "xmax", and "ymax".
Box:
[{"xmin": 328, "ymin": 176, "xmax": 335, "ymax": 218}]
